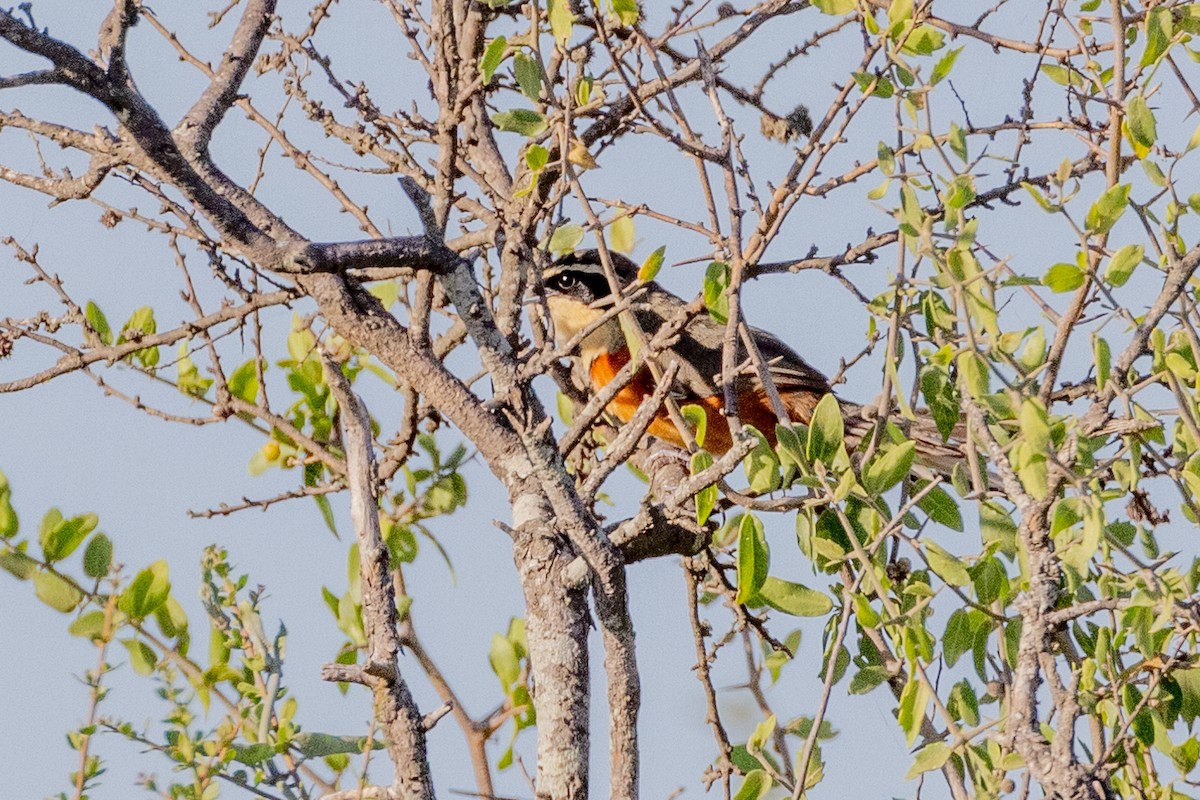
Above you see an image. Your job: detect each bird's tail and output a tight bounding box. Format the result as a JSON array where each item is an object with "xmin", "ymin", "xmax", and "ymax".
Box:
[{"xmin": 840, "ymin": 401, "xmax": 979, "ymax": 485}]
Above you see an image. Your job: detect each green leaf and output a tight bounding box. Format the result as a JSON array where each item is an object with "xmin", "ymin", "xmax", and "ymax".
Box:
[
  {"xmin": 1085, "ymin": 183, "xmax": 1131, "ymax": 235},
  {"xmin": 33, "ymin": 570, "xmax": 83, "ymax": 612},
  {"xmin": 901, "ymin": 24, "xmax": 944, "ymax": 55},
  {"xmin": 40, "ymin": 512, "xmax": 98, "ymax": 563},
  {"xmin": 806, "ymin": 393, "xmax": 844, "ymax": 463},
  {"xmin": 957, "ymin": 350, "xmax": 989, "ymax": 400},
  {"xmin": 849, "ymin": 665, "xmax": 890, "ymax": 694},
  {"xmin": 512, "ymin": 53, "xmax": 542, "ymax": 101},
  {"xmin": 1094, "ymin": 335, "xmax": 1111, "ymax": 390},
  {"xmin": 294, "ymin": 732, "xmax": 378, "ymax": 758},
  {"xmin": 118, "ymin": 560, "xmax": 171, "ymax": 620},
  {"xmin": 1105, "ymin": 244, "xmax": 1143, "ymax": 287},
  {"xmin": 862, "ymin": 441, "xmax": 915, "ymax": 495},
  {"xmin": 69, "ymin": 610, "xmax": 110, "ymax": 641},
  {"xmin": 547, "ymin": 224, "xmax": 585, "ymax": 255},
  {"xmin": 637, "ymin": 245, "xmax": 665, "ymax": 282},
  {"xmin": 905, "ymin": 742, "xmax": 952, "ymax": 779},
  {"xmin": 610, "ymin": 216, "xmax": 636, "ymax": 255},
  {"xmin": 758, "ymin": 577, "xmax": 832, "ymax": 617},
  {"xmin": 917, "ymin": 484, "xmax": 963, "ymax": 531},
  {"xmin": 118, "ymin": 306, "xmax": 159, "ymax": 367},
  {"xmin": 813, "ymin": 0, "xmax": 855, "ymax": 13},
  {"xmin": 931, "ymin": 47, "xmax": 962, "ymax": 85},
  {"xmin": 680, "ymin": 404, "xmax": 708, "ymax": 447},
  {"xmin": 691, "ymin": 450, "xmax": 717, "ymax": 526},
  {"xmin": 1174, "ymin": 736, "xmax": 1199, "ymax": 775},
  {"xmin": 925, "ymin": 540, "xmax": 970, "ymax": 586},
  {"xmin": 314, "ymin": 495, "xmax": 337, "ymax": 536},
  {"xmin": 920, "ymin": 367, "xmax": 959, "ymax": 440},
  {"xmin": 479, "ymin": 36, "xmax": 507, "ymax": 83},
  {"xmin": 547, "ymin": 0, "xmax": 574, "ymax": 45},
  {"xmin": 525, "ymin": 144, "xmax": 550, "ymax": 172},
  {"xmin": 732, "ymin": 770, "xmax": 772, "ymax": 800},
  {"xmin": 943, "ymin": 609, "xmax": 973, "ymax": 667},
  {"xmin": 735, "ymin": 513, "xmax": 769, "ymax": 605},
  {"xmin": 1043, "ymin": 263, "xmax": 1084, "ymax": 293},
  {"xmin": 1141, "ymin": 8, "xmax": 1171, "ymax": 66},
  {"xmin": 489, "ymin": 633, "xmax": 520, "ymax": 688},
  {"xmin": 743, "ymin": 427, "xmax": 781, "ymax": 494},
  {"xmin": 0, "ymin": 549, "xmax": 36, "ymax": 579},
  {"xmin": 1124, "ymin": 95, "xmax": 1157, "ymax": 155},
  {"xmin": 703, "ymin": 261, "xmax": 730, "ymax": 323},
  {"xmin": 82, "ymin": 533, "xmax": 113, "ymax": 578},
  {"xmin": 85, "ymin": 301, "xmax": 112, "ymax": 346},
  {"xmin": 492, "ymin": 109, "xmax": 548, "ymax": 137},
  {"xmin": 122, "ymin": 637, "xmax": 158, "ymax": 676},
  {"xmin": 610, "ymin": 0, "xmax": 639, "ymax": 25},
  {"xmin": 229, "ymin": 360, "xmax": 261, "ymax": 404},
  {"xmin": 1174, "ymin": 669, "xmax": 1200, "ymax": 726},
  {"xmin": 0, "ymin": 477, "xmax": 16, "ymax": 540},
  {"xmin": 1040, "ymin": 64, "xmax": 1083, "ymax": 87},
  {"xmin": 232, "ymin": 743, "xmax": 275, "ymax": 765}
]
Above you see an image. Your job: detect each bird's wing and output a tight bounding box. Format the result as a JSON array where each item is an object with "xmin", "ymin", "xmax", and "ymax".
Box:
[{"xmin": 630, "ymin": 288, "xmax": 831, "ymax": 406}]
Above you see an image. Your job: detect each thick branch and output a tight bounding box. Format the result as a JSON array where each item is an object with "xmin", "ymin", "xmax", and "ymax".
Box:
[{"xmin": 322, "ymin": 356, "xmax": 435, "ymax": 800}]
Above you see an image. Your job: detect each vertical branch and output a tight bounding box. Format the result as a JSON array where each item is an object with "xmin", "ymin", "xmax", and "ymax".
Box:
[{"xmin": 322, "ymin": 355, "xmax": 436, "ymax": 800}]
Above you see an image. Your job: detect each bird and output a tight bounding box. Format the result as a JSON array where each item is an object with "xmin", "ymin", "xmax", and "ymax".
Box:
[{"xmin": 540, "ymin": 249, "xmax": 964, "ymax": 471}]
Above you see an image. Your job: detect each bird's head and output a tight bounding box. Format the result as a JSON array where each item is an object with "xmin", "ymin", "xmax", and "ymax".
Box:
[{"xmin": 540, "ymin": 250, "xmax": 639, "ymax": 346}]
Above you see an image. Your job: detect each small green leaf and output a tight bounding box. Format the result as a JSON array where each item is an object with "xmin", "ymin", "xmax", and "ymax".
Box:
[
  {"xmin": 547, "ymin": 0, "xmax": 574, "ymax": 44},
  {"xmin": 743, "ymin": 427, "xmax": 782, "ymax": 494},
  {"xmin": 1043, "ymin": 263, "xmax": 1084, "ymax": 293},
  {"xmin": 813, "ymin": 0, "xmax": 855, "ymax": 13},
  {"xmin": 637, "ymin": 245, "xmax": 665, "ymax": 282},
  {"xmin": 691, "ymin": 450, "xmax": 717, "ymax": 526},
  {"xmin": 732, "ymin": 770, "xmax": 772, "ymax": 800},
  {"xmin": 735, "ymin": 513, "xmax": 769, "ymax": 605},
  {"xmin": 759, "ymin": 577, "xmax": 832, "ymax": 617},
  {"xmin": 916, "ymin": 484, "xmax": 963, "ymax": 531},
  {"xmin": 680, "ymin": 403, "xmax": 708, "ymax": 447},
  {"xmin": 512, "ymin": 53, "xmax": 542, "ymax": 101},
  {"xmin": 479, "ymin": 36, "xmax": 507, "ymax": 83},
  {"xmin": 905, "ymin": 742, "xmax": 952, "ymax": 779},
  {"xmin": 1105, "ymin": 243, "xmax": 1143, "ymax": 287},
  {"xmin": 849, "ymin": 665, "xmax": 890, "ymax": 694},
  {"xmin": 1094, "ymin": 335, "xmax": 1111, "ymax": 390},
  {"xmin": 806, "ymin": 393, "xmax": 843, "ymax": 463},
  {"xmin": 85, "ymin": 301, "xmax": 112, "ymax": 346},
  {"xmin": 229, "ymin": 360, "xmax": 261, "ymax": 404},
  {"xmin": 1085, "ymin": 183, "xmax": 1131, "ymax": 235},
  {"xmin": 294, "ymin": 732, "xmax": 378, "ymax": 758},
  {"xmin": 547, "ymin": 224, "xmax": 585, "ymax": 255},
  {"xmin": 118, "ymin": 560, "xmax": 171, "ymax": 620},
  {"xmin": 862, "ymin": 441, "xmax": 915, "ymax": 495},
  {"xmin": 925, "ymin": 540, "xmax": 971, "ymax": 586},
  {"xmin": 489, "ymin": 633, "xmax": 520, "ymax": 689},
  {"xmin": 1124, "ymin": 95, "xmax": 1157, "ymax": 155},
  {"xmin": 703, "ymin": 261, "xmax": 730, "ymax": 323},
  {"xmin": 525, "ymin": 144, "xmax": 550, "ymax": 172},
  {"xmin": 69, "ymin": 610, "xmax": 110, "ymax": 641},
  {"xmin": 33, "ymin": 570, "xmax": 83, "ymax": 612},
  {"xmin": 40, "ymin": 512, "xmax": 98, "ymax": 563},
  {"xmin": 82, "ymin": 533, "xmax": 113, "ymax": 578},
  {"xmin": 610, "ymin": 0, "xmax": 639, "ymax": 25},
  {"xmin": 931, "ymin": 47, "xmax": 962, "ymax": 85},
  {"xmin": 610, "ymin": 216, "xmax": 636, "ymax": 255},
  {"xmin": 942, "ymin": 609, "xmax": 973, "ymax": 667},
  {"xmin": 492, "ymin": 109, "xmax": 548, "ymax": 137},
  {"xmin": 122, "ymin": 637, "xmax": 158, "ymax": 676}
]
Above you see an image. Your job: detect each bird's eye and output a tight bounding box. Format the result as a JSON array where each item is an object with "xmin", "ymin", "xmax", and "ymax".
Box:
[{"xmin": 549, "ymin": 273, "xmax": 579, "ymax": 292}]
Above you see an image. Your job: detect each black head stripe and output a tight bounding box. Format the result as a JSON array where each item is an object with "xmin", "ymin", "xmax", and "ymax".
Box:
[{"xmin": 554, "ymin": 249, "xmax": 640, "ymax": 285}]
